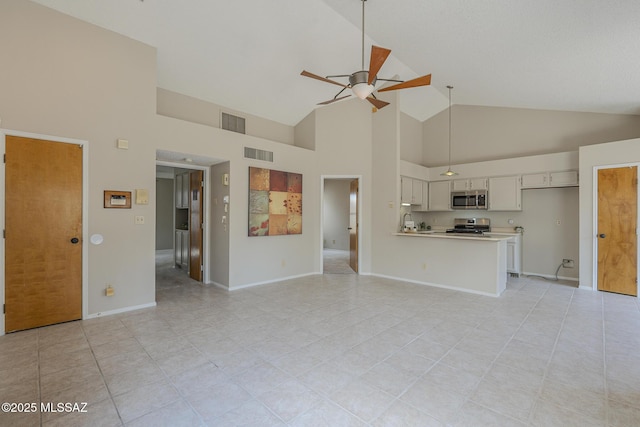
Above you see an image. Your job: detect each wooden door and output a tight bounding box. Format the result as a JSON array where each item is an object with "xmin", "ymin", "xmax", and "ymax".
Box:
[
  {"xmin": 597, "ymin": 166, "xmax": 637, "ymax": 296},
  {"xmin": 189, "ymin": 170, "xmax": 203, "ymax": 282},
  {"xmin": 5, "ymin": 136, "xmax": 82, "ymax": 332},
  {"xmin": 349, "ymin": 179, "xmax": 358, "ymax": 273}
]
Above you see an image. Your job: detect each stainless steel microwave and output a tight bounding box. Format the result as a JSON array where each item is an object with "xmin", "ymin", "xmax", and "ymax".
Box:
[{"xmin": 451, "ymin": 190, "xmax": 488, "ymax": 209}]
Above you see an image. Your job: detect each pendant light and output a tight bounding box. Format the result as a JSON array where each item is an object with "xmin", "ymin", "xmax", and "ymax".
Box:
[{"xmin": 441, "ymin": 85, "xmax": 458, "ymax": 176}]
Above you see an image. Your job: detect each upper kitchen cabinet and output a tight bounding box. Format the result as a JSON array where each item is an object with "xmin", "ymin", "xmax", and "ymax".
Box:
[
  {"xmin": 521, "ymin": 170, "xmax": 578, "ymax": 189},
  {"xmin": 428, "ymin": 180, "xmax": 452, "ymax": 211},
  {"xmin": 452, "ymin": 178, "xmax": 488, "ymax": 192},
  {"xmin": 488, "ymin": 176, "xmax": 521, "ymax": 211},
  {"xmin": 401, "ymin": 176, "xmax": 424, "ymax": 206}
]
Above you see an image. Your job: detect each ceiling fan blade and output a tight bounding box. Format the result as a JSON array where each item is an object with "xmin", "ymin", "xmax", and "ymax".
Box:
[
  {"xmin": 368, "ymin": 46, "xmax": 391, "ymax": 85},
  {"xmin": 366, "ymin": 97, "xmax": 390, "ymax": 109},
  {"xmin": 318, "ymin": 95, "xmax": 352, "ymax": 105},
  {"xmin": 378, "ymin": 74, "xmax": 432, "ymax": 92},
  {"xmin": 301, "ymin": 70, "xmax": 348, "ymax": 88}
]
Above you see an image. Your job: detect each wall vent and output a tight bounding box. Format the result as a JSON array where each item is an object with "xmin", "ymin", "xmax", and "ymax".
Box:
[
  {"xmin": 244, "ymin": 147, "xmax": 274, "ymax": 162},
  {"xmin": 221, "ymin": 112, "xmax": 246, "ymax": 134}
]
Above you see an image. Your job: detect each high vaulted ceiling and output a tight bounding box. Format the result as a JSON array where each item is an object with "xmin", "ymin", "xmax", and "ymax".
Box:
[{"xmin": 32, "ymin": 0, "xmax": 640, "ymax": 126}]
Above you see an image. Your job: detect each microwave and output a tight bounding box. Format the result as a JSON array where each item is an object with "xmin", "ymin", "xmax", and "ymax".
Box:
[{"xmin": 451, "ymin": 190, "xmax": 488, "ymax": 210}]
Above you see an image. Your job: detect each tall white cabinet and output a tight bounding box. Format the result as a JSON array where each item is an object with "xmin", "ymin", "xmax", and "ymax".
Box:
[{"xmin": 488, "ymin": 176, "xmax": 522, "ymax": 211}]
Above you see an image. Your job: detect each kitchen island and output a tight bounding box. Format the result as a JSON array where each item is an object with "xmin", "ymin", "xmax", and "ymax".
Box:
[{"xmin": 392, "ymin": 232, "xmax": 512, "ymax": 296}]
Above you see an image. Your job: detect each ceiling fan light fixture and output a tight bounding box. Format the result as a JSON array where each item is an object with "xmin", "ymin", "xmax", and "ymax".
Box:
[{"xmin": 349, "ymin": 71, "xmax": 376, "ymax": 99}]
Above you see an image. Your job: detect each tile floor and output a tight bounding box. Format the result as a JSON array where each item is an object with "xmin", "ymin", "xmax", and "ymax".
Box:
[{"xmin": 1, "ymin": 268, "xmax": 640, "ymax": 426}]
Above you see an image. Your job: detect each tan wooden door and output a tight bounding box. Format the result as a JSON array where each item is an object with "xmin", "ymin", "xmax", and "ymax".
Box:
[
  {"xmin": 189, "ymin": 170, "xmax": 203, "ymax": 282},
  {"xmin": 349, "ymin": 179, "xmax": 358, "ymax": 273},
  {"xmin": 597, "ymin": 166, "xmax": 637, "ymax": 296},
  {"xmin": 5, "ymin": 136, "xmax": 82, "ymax": 332}
]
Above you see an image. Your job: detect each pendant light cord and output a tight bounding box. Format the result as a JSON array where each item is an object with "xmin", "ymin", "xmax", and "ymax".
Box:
[{"xmin": 447, "ymin": 85, "xmax": 453, "ymax": 169}]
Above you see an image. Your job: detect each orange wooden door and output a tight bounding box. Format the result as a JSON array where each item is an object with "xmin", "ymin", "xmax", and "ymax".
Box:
[
  {"xmin": 189, "ymin": 170, "xmax": 203, "ymax": 282},
  {"xmin": 5, "ymin": 136, "xmax": 82, "ymax": 332},
  {"xmin": 597, "ymin": 166, "xmax": 637, "ymax": 296},
  {"xmin": 349, "ymin": 179, "xmax": 358, "ymax": 273}
]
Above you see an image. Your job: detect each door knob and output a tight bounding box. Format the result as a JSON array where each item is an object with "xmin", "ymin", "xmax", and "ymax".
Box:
[
  {"xmin": 70, "ymin": 237, "xmax": 79, "ymax": 244},
  {"xmin": 347, "ymin": 227, "xmax": 353, "ymax": 230},
  {"xmin": 598, "ymin": 233, "xmax": 606, "ymax": 238}
]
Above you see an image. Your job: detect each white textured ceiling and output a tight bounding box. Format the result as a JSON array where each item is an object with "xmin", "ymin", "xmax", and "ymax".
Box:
[{"xmin": 31, "ymin": 0, "xmax": 640, "ymax": 126}]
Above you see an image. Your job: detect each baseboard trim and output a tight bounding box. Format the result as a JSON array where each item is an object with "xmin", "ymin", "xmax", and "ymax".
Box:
[
  {"xmin": 84, "ymin": 302, "xmax": 157, "ymax": 319},
  {"xmin": 370, "ymin": 273, "xmax": 502, "ymax": 297},
  {"xmin": 228, "ymin": 272, "xmax": 318, "ymax": 291}
]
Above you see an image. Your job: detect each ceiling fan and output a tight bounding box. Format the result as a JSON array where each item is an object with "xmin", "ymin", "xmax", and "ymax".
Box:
[{"xmin": 301, "ymin": 0, "xmax": 432, "ymax": 110}]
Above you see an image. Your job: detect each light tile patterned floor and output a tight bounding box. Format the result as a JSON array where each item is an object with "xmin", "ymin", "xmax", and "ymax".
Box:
[{"xmin": 1, "ymin": 270, "xmax": 640, "ymax": 426}]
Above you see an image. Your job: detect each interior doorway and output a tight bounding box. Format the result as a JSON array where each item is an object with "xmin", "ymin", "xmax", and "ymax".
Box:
[
  {"xmin": 155, "ymin": 163, "xmax": 207, "ymax": 289},
  {"xmin": 322, "ymin": 176, "xmax": 360, "ymax": 274}
]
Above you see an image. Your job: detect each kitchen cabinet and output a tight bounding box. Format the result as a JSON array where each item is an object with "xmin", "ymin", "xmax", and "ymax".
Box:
[
  {"xmin": 521, "ymin": 170, "xmax": 578, "ymax": 188},
  {"xmin": 401, "ymin": 176, "xmax": 424, "ymax": 205},
  {"xmin": 549, "ymin": 170, "xmax": 578, "ymax": 187},
  {"xmin": 488, "ymin": 176, "xmax": 521, "ymax": 211},
  {"xmin": 175, "ymin": 229, "xmax": 189, "ymax": 270},
  {"xmin": 175, "ymin": 172, "xmax": 190, "ymax": 208},
  {"xmin": 504, "ymin": 234, "xmax": 522, "ymax": 276},
  {"xmin": 428, "ymin": 180, "xmax": 451, "ymax": 211},
  {"xmin": 452, "ymin": 178, "xmax": 488, "ymax": 191}
]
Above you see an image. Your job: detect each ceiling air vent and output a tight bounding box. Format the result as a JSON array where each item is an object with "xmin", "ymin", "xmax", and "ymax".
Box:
[
  {"xmin": 244, "ymin": 147, "xmax": 274, "ymax": 162},
  {"xmin": 221, "ymin": 112, "xmax": 246, "ymax": 134}
]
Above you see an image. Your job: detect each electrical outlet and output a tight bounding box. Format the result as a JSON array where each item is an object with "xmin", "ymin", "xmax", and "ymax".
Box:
[
  {"xmin": 105, "ymin": 285, "xmax": 115, "ymax": 296},
  {"xmin": 562, "ymin": 259, "xmax": 574, "ymax": 268}
]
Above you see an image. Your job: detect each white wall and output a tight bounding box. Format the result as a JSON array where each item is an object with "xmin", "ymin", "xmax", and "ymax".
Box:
[
  {"xmin": 314, "ymin": 99, "xmax": 374, "ymax": 273},
  {"xmin": 579, "ymin": 138, "xmax": 640, "ymax": 290},
  {"xmin": 210, "ymin": 162, "xmax": 230, "ymax": 287},
  {"xmin": 400, "ymin": 112, "xmax": 423, "ymax": 162},
  {"xmin": 157, "ymin": 88, "xmax": 296, "ymax": 146},
  {"xmin": 323, "ymin": 180, "xmax": 350, "ymax": 250},
  {"xmin": 422, "ymin": 105, "xmax": 640, "ymax": 167}
]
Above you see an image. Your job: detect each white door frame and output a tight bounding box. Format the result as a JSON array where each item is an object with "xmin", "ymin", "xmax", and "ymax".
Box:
[
  {"xmin": 592, "ymin": 162, "xmax": 640, "ymax": 295},
  {"xmin": 0, "ymin": 129, "xmax": 89, "ymax": 336},
  {"xmin": 320, "ymin": 175, "xmax": 362, "ymax": 274},
  {"xmin": 156, "ymin": 160, "xmax": 211, "ymax": 285}
]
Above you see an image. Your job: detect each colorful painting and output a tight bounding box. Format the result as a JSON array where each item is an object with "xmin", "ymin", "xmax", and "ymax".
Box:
[{"xmin": 248, "ymin": 167, "xmax": 302, "ymax": 236}]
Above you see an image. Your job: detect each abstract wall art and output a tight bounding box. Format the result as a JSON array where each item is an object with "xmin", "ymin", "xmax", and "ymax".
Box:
[{"xmin": 248, "ymin": 167, "xmax": 302, "ymax": 236}]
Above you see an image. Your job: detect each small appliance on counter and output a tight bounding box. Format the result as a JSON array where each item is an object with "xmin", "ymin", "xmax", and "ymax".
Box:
[{"xmin": 446, "ymin": 218, "xmax": 491, "ymax": 235}]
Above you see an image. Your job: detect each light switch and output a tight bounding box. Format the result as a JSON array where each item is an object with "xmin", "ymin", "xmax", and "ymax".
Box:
[
  {"xmin": 116, "ymin": 139, "xmax": 129, "ymax": 149},
  {"xmin": 135, "ymin": 215, "xmax": 145, "ymax": 224}
]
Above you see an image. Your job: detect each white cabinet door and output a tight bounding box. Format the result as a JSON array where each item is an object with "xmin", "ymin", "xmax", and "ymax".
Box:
[
  {"xmin": 506, "ymin": 241, "xmax": 515, "ymax": 271},
  {"xmin": 488, "ymin": 176, "xmax": 521, "ymax": 211},
  {"xmin": 451, "ymin": 179, "xmax": 468, "ymax": 191},
  {"xmin": 521, "ymin": 173, "xmax": 548, "ymax": 188},
  {"xmin": 401, "ymin": 177, "xmax": 413, "ymax": 205},
  {"xmin": 469, "ymin": 178, "xmax": 488, "ymax": 190},
  {"xmin": 549, "ymin": 170, "xmax": 578, "ymax": 187},
  {"xmin": 401, "ymin": 177, "xmax": 424, "ymax": 205},
  {"xmin": 428, "ymin": 181, "xmax": 451, "ymax": 211},
  {"xmin": 412, "ymin": 179, "xmax": 423, "ymax": 205}
]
